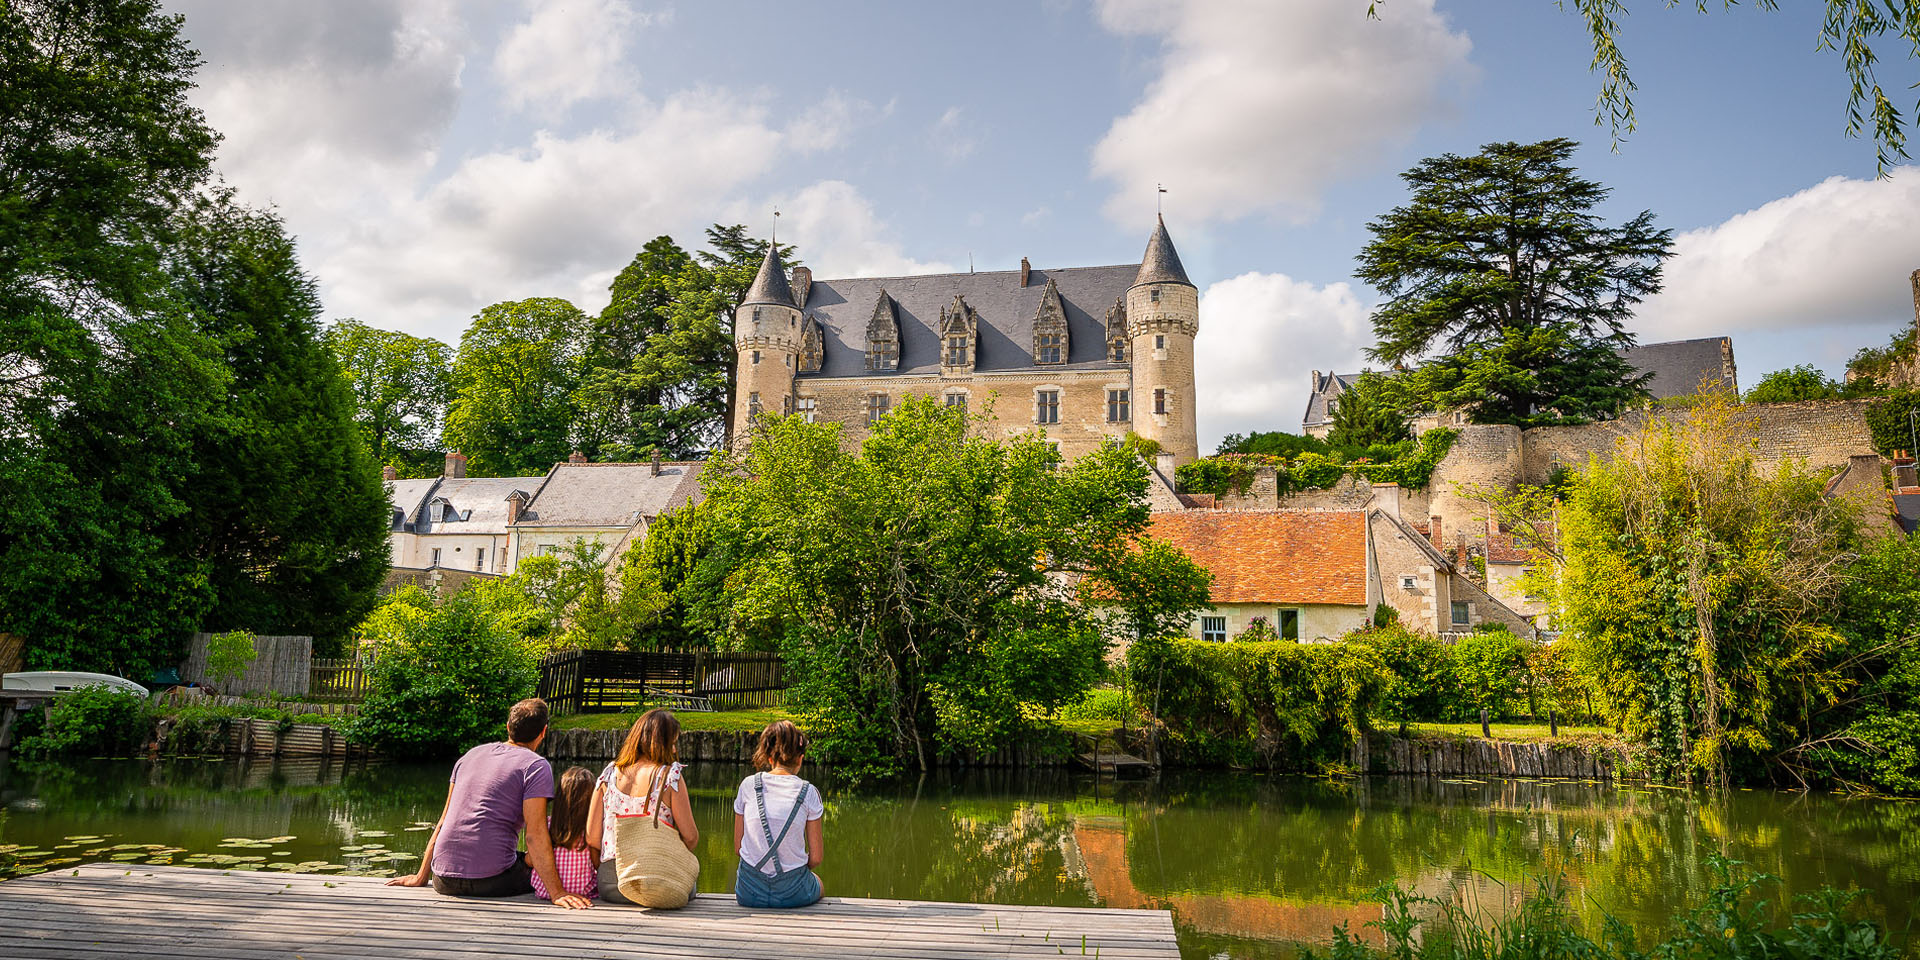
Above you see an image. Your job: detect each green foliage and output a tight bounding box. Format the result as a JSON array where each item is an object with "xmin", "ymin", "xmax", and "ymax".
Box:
[
  {"xmin": 1176, "ymin": 429, "xmax": 1457, "ymax": 497},
  {"xmin": 1537, "ymin": 397, "xmax": 1864, "ymax": 785},
  {"xmin": 1326, "ymin": 371, "xmax": 1412, "ymax": 449},
  {"xmin": 1744, "ymin": 365, "xmax": 1842, "ymax": 404},
  {"xmin": 12, "ymin": 687, "xmax": 153, "ymax": 759},
  {"xmin": 1090, "ymin": 537, "xmax": 1213, "ymax": 642},
  {"xmin": 1127, "ymin": 639, "xmax": 1391, "ymax": 767},
  {"xmin": 1863, "ymin": 389, "xmax": 1920, "ymax": 457},
  {"xmin": 204, "ymin": 630, "xmax": 257, "ymax": 691},
  {"xmin": 1359, "ymin": 139, "xmax": 1670, "ymax": 427},
  {"xmin": 673, "ymin": 395, "xmax": 1166, "ymax": 775},
  {"xmin": 1372, "ymin": 603, "xmax": 1399, "ymax": 629},
  {"xmin": 1847, "ymin": 320, "xmax": 1917, "ymax": 386},
  {"xmin": 442, "ymin": 297, "xmax": 589, "ymax": 477},
  {"xmin": 1058, "ymin": 687, "xmax": 1135, "ymax": 724},
  {"xmin": 346, "ymin": 588, "xmax": 540, "ymax": 758},
  {"xmin": 1354, "ymin": 626, "xmax": 1459, "ymax": 728},
  {"xmin": 1450, "ymin": 628, "xmax": 1526, "ymax": 718},
  {"xmin": 1214, "ymin": 430, "xmax": 1332, "ymax": 459},
  {"xmin": 1298, "ymin": 857, "xmax": 1898, "ymax": 960},
  {"xmin": 321, "ymin": 319, "xmax": 453, "ymax": 470}
]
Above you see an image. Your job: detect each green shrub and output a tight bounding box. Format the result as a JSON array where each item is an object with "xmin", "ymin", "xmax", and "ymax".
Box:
[
  {"xmin": 345, "ymin": 589, "xmax": 539, "ymax": 758},
  {"xmin": 1059, "ymin": 687, "xmax": 1134, "ymax": 723},
  {"xmin": 13, "ymin": 686, "xmax": 153, "ymax": 759},
  {"xmin": 1175, "ymin": 429, "xmax": 1458, "ymax": 497},
  {"xmin": 204, "ymin": 629, "xmax": 258, "ymax": 691},
  {"xmin": 1450, "ymin": 628, "xmax": 1527, "ymax": 719},
  {"xmin": 1354, "ymin": 626, "xmax": 1460, "ymax": 728},
  {"xmin": 1127, "ymin": 639, "xmax": 1390, "ymax": 767},
  {"xmin": 1863, "ymin": 389, "xmax": 1920, "ymax": 456}
]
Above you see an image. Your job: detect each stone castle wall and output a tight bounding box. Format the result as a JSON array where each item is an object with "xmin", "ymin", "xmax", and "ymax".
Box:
[
  {"xmin": 796, "ymin": 368, "xmax": 1149, "ymax": 462},
  {"xmin": 1515, "ymin": 399, "xmax": 1877, "ymax": 485}
]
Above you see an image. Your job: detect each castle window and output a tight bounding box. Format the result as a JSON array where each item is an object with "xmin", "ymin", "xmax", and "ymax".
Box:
[
  {"xmin": 946, "ymin": 336, "xmax": 968, "ymax": 367},
  {"xmin": 1036, "ymin": 390, "xmax": 1060, "ymax": 425},
  {"xmin": 782, "ymin": 395, "xmax": 792, "ymax": 415},
  {"xmin": 1109, "ymin": 340, "xmax": 1126, "ymax": 362},
  {"xmin": 1150, "ymin": 288, "xmax": 1161, "ymax": 304},
  {"xmin": 1154, "ymin": 388, "xmax": 1167, "ymax": 415},
  {"xmin": 748, "ymin": 391, "xmax": 762, "ymax": 416},
  {"xmin": 1107, "ymin": 389, "xmax": 1130, "ymax": 422},
  {"xmin": 1278, "ymin": 609, "xmax": 1300, "ymax": 641},
  {"xmin": 795, "ymin": 397, "xmax": 816, "ymax": 423},
  {"xmin": 1036, "ymin": 333, "xmax": 1063, "ymax": 364},
  {"xmin": 752, "ymin": 308, "xmax": 762, "ymax": 322},
  {"xmin": 784, "ymin": 354, "xmax": 790, "ymax": 368},
  {"xmin": 1200, "ymin": 615, "xmax": 1226, "ymax": 643},
  {"xmin": 751, "ymin": 350, "xmax": 761, "ymax": 366},
  {"xmin": 866, "ymin": 393, "xmax": 890, "ymax": 424},
  {"xmin": 1155, "ymin": 334, "xmax": 1165, "ymax": 351},
  {"xmin": 866, "ymin": 338, "xmax": 897, "ymax": 372},
  {"xmin": 945, "ymin": 392, "xmax": 967, "ymax": 412}
]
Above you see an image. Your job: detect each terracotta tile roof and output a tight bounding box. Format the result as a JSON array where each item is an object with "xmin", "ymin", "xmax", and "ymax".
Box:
[
  {"xmin": 1485, "ymin": 533, "xmax": 1531, "ymax": 565},
  {"xmin": 1148, "ymin": 510, "xmax": 1368, "ymax": 606}
]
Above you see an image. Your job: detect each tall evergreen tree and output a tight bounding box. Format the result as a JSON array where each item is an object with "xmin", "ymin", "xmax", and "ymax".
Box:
[
  {"xmin": 1325, "ymin": 371, "xmax": 1412, "ymax": 450},
  {"xmin": 171, "ymin": 199, "xmax": 390, "ymax": 652},
  {"xmin": 1358, "ymin": 139, "xmax": 1672, "ymax": 426},
  {"xmin": 0, "ymin": 0, "xmax": 228, "ymax": 677}
]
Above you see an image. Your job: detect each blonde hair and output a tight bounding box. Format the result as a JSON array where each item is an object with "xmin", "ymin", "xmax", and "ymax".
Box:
[{"xmin": 614, "ymin": 708, "xmax": 680, "ymax": 770}]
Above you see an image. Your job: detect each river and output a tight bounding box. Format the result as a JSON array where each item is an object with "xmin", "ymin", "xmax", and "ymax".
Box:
[{"xmin": 1, "ymin": 757, "xmax": 1913, "ymax": 959}]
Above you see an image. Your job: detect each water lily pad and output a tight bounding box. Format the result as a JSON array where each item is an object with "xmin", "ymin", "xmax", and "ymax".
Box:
[
  {"xmin": 402, "ymin": 826, "xmax": 432, "ymax": 832},
  {"xmin": 63, "ymin": 836, "xmax": 102, "ymax": 842},
  {"xmin": 10, "ymin": 866, "xmax": 46, "ymax": 877},
  {"xmin": 109, "ymin": 853, "xmax": 144, "ymax": 861},
  {"xmin": 338, "ymin": 845, "xmax": 364, "ymax": 852},
  {"xmin": 297, "ymin": 860, "xmax": 330, "ymax": 868},
  {"xmin": 84, "ymin": 847, "xmax": 109, "ymax": 856},
  {"xmin": 263, "ymin": 836, "xmax": 296, "ymax": 844},
  {"xmin": 143, "ymin": 859, "xmax": 173, "ymax": 866},
  {"xmin": 360, "ymin": 843, "xmax": 385, "ymax": 850},
  {"xmin": 357, "ymin": 831, "xmax": 391, "ymax": 838},
  {"xmin": 109, "ymin": 844, "xmax": 145, "ymax": 851},
  {"xmin": 385, "ymin": 852, "xmax": 418, "ymax": 862},
  {"xmin": 41, "ymin": 858, "xmax": 80, "ymax": 866}
]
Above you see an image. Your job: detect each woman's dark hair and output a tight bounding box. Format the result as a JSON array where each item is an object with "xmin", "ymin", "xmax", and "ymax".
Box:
[
  {"xmin": 549, "ymin": 766, "xmax": 595, "ymax": 850},
  {"xmin": 752, "ymin": 720, "xmax": 807, "ymax": 771},
  {"xmin": 614, "ymin": 708, "xmax": 680, "ymax": 770}
]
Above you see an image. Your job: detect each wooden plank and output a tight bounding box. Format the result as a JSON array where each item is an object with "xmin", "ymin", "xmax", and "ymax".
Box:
[{"xmin": 0, "ymin": 866, "xmax": 1179, "ymax": 960}]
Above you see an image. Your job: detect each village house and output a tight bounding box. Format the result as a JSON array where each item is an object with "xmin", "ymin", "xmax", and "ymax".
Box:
[{"xmin": 384, "ymin": 451, "xmax": 703, "ymax": 578}]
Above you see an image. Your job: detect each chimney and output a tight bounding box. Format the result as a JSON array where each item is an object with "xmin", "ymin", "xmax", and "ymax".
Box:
[
  {"xmin": 1311, "ymin": 369, "xmax": 1322, "ymax": 391},
  {"xmin": 381, "ymin": 464, "xmax": 398, "ymax": 482},
  {"xmin": 1155, "ymin": 451, "xmax": 1176, "ymax": 478},
  {"xmin": 651, "ymin": 449, "xmax": 663, "ymax": 477},
  {"xmin": 1487, "ymin": 515, "xmax": 1501, "ymax": 537},
  {"xmin": 1370, "ymin": 482, "xmax": 1401, "ymax": 519},
  {"xmin": 443, "ymin": 450, "xmax": 467, "ymax": 479},
  {"xmin": 1429, "ymin": 515, "xmax": 1443, "ymax": 552},
  {"xmin": 505, "ymin": 493, "xmax": 522, "ymax": 525},
  {"xmin": 1020, "ymin": 257, "xmax": 1031, "ymax": 288},
  {"xmin": 791, "ymin": 265, "xmax": 812, "ymax": 307},
  {"xmin": 569, "ymin": 450, "xmax": 587, "ymax": 464}
]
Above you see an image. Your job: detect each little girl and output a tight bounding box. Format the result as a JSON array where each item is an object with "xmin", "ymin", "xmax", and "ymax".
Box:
[
  {"xmin": 531, "ymin": 765, "xmax": 599, "ymax": 901},
  {"xmin": 732, "ymin": 720, "xmax": 824, "ymax": 908}
]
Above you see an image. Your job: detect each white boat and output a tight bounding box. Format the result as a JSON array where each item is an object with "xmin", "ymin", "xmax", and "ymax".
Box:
[{"xmin": 1, "ymin": 672, "xmax": 148, "ymax": 698}]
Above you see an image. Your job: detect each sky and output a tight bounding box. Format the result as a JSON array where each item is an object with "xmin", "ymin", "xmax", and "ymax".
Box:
[{"xmin": 164, "ymin": 0, "xmax": 1920, "ymax": 452}]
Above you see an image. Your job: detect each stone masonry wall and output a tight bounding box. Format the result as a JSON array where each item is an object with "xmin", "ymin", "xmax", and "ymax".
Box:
[
  {"xmin": 796, "ymin": 368, "xmax": 1143, "ymax": 461},
  {"xmin": 1516, "ymin": 400, "xmax": 1876, "ymax": 485}
]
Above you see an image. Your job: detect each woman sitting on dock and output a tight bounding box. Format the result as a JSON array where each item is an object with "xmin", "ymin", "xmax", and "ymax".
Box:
[
  {"xmin": 732, "ymin": 720, "xmax": 824, "ymax": 909},
  {"xmin": 587, "ymin": 708, "xmax": 700, "ymax": 906}
]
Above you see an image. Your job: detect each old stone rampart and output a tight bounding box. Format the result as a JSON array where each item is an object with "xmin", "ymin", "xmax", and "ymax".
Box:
[{"xmin": 1516, "ymin": 399, "xmax": 1876, "ymax": 485}]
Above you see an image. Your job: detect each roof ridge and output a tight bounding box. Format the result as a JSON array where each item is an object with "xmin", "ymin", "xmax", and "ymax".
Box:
[{"xmin": 810, "ymin": 263, "xmax": 1138, "ymax": 285}]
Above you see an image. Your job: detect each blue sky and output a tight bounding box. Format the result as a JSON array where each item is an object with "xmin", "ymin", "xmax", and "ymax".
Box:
[{"xmin": 166, "ymin": 0, "xmax": 1920, "ymax": 450}]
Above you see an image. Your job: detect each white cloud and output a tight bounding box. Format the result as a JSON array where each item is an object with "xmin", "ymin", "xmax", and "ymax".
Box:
[
  {"xmin": 732, "ymin": 180, "xmax": 956, "ymax": 280},
  {"xmin": 1195, "ymin": 271, "xmax": 1375, "ymax": 451},
  {"xmin": 1635, "ymin": 169, "xmax": 1920, "ymax": 343},
  {"xmin": 494, "ymin": 0, "xmax": 649, "ymax": 113},
  {"xmin": 784, "ymin": 92, "xmax": 873, "ymax": 156},
  {"xmin": 928, "ymin": 106, "xmax": 979, "ymax": 162},
  {"xmin": 1092, "ymin": 0, "xmax": 1472, "ymax": 223}
]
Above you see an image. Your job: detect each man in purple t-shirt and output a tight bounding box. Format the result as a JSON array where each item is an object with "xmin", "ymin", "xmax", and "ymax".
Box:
[{"xmin": 387, "ymin": 698, "xmax": 589, "ymax": 908}]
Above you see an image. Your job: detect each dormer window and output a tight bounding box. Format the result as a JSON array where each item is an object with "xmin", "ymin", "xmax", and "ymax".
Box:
[
  {"xmin": 1031, "ymin": 278, "xmax": 1069, "ymax": 365},
  {"xmin": 799, "ymin": 317, "xmax": 823, "ymax": 373},
  {"xmin": 866, "ymin": 291, "xmax": 900, "ymax": 372},
  {"xmin": 1036, "ymin": 333, "xmax": 1063, "ymax": 364},
  {"xmin": 938, "ymin": 294, "xmax": 976, "ymax": 373},
  {"xmin": 1109, "ymin": 340, "xmax": 1126, "ymax": 363},
  {"xmin": 946, "ymin": 336, "xmax": 968, "ymax": 367}
]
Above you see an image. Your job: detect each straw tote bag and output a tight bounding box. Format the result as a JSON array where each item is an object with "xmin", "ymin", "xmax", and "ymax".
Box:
[{"xmin": 613, "ymin": 765, "xmax": 700, "ymax": 908}]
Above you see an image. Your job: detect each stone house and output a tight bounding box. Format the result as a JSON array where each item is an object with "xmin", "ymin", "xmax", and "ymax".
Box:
[
  {"xmin": 732, "ymin": 216, "xmax": 1202, "ymax": 465},
  {"xmin": 385, "ymin": 452, "xmax": 703, "ymax": 577}
]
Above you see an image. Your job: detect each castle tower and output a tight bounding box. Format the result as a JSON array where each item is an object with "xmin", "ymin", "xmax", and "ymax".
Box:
[
  {"xmin": 732, "ymin": 238, "xmax": 802, "ymax": 443},
  {"xmin": 1125, "ymin": 215, "xmax": 1199, "ymax": 465}
]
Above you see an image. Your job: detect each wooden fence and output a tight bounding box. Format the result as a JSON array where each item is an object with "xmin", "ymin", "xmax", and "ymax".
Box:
[
  {"xmin": 308, "ymin": 659, "xmax": 369, "ymax": 702},
  {"xmin": 537, "ymin": 649, "xmax": 786, "ymax": 715},
  {"xmin": 181, "ymin": 634, "xmax": 312, "ymax": 697}
]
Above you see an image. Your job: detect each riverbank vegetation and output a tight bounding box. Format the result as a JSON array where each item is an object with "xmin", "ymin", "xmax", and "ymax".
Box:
[{"xmin": 1177, "ymin": 426, "xmax": 1457, "ymax": 497}]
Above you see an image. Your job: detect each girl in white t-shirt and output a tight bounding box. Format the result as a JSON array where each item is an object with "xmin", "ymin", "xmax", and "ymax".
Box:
[{"xmin": 732, "ymin": 720, "xmax": 824, "ymax": 908}]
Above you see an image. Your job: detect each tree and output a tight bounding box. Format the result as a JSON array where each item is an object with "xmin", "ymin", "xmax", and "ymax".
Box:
[
  {"xmin": 1744, "ymin": 365, "xmax": 1842, "ymax": 404},
  {"xmin": 677, "ymin": 397, "xmax": 1189, "ymax": 775},
  {"xmin": 347, "ymin": 586, "xmax": 540, "ymax": 758},
  {"xmin": 442, "ymin": 297, "xmax": 588, "ymax": 477},
  {"xmin": 1359, "ymin": 139, "xmax": 1672, "ymax": 427},
  {"xmin": 170, "ymin": 199, "xmax": 392, "ymax": 652},
  {"xmin": 1091, "ymin": 537, "xmax": 1213, "ymax": 642},
  {"xmin": 0, "ymin": 0, "xmax": 228, "ymax": 678},
  {"xmin": 1326, "ymin": 371, "xmax": 1412, "ymax": 449},
  {"xmin": 322, "ymin": 319, "xmax": 453, "ymax": 474},
  {"xmin": 1527, "ymin": 396, "xmax": 1863, "ymax": 785},
  {"xmin": 1214, "ymin": 431, "xmax": 1332, "ymax": 459}
]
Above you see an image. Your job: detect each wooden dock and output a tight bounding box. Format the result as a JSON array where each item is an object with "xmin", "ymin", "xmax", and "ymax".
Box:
[{"xmin": 0, "ymin": 864, "xmax": 1180, "ymax": 959}]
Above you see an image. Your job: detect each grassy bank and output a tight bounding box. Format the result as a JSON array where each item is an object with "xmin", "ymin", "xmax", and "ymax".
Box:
[
  {"xmin": 553, "ymin": 707, "xmax": 1118, "ymax": 738},
  {"xmin": 1403, "ymin": 721, "xmax": 1616, "ymax": 742}
]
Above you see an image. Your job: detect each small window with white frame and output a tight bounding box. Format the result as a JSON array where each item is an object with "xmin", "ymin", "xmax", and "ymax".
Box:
[
  {"xmin": 475, "ymin": 547, "xmax": 486, "ymax": 572},
  {"xmin": 1200, "ymin": 615, "xmax": 1227, "ymax": 643},
  {"xmin": 430, "ymin": 547, "xmax": 442, "ymax": 566},
  {"xmin": 795, "ymin": 396, "xmax": 816, "ymax": 423},
  {"xmin": 1400, "ymin": 575, "xmax": 1416, "ymax": 590}
]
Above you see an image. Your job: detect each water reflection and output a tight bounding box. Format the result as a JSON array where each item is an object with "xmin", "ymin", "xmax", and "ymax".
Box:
[{"xmin": 2, "ymin": 759, "xmax": 1912, "ymax": 960}]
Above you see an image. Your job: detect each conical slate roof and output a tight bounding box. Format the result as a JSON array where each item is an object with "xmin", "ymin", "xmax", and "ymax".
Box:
[
  {"xmin": 743, "ymin": 240, "xmax": 796, "ymax": 307},
  {"xmin": 1132, "ymin": 214, "xmax": 1192, "ymax": 288}
]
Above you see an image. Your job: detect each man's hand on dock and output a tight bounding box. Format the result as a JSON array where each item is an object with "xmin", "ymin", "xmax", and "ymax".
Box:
[
  {"xmin": 385, "ymin": 874, "xmax": 429, "ymax": 887},
  {"xmin": 553, "ymin": 893, "xmax": 591, "ymax": 909}
]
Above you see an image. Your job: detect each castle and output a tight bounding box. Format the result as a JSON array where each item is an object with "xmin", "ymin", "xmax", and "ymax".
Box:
[{"xmin": 730, "ymin": 216, "xmax": 1202, "ymax": 464}]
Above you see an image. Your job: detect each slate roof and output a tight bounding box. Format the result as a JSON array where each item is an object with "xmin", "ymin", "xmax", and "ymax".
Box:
[
  {"xmin": 794, "ymin": 264, "xmax": 1138, "ymax": 378},
  {"xmin": 518, "ymin": 462, "xmax": 705, "ymax": 528},
  {"xmin": 1147, "ymin": 510, "xmax": 1369, "ymax": 606},
  {"xmin": 412, "ymin": 477, "xmax": 539, "ymax": 535},
  {"xmin": 1133, "ymin": 214, "xmax": 1193, "ymax": 287},
  {"xmin": 1620, "ymin": 337, "xmax": 1735, "ymax": 398},
  {"xmin": 387, "ymin": 478, "xmax": 439, "ymax": 531},
  {"xmin": 1302, "ymin": 371, "xmax": 1366, "ymax": 431},
  {"xmin": 1895, "ymin": 493, "xmax": 1920, "ymax": 535},
  {"xmin": 743, "ymin": 241, "xmax": 795, "ymax": 308}
]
